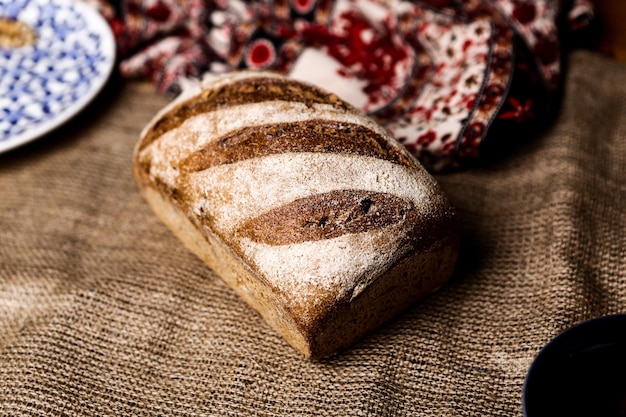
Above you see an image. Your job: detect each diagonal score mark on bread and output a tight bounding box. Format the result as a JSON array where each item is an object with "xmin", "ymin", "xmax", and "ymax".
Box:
[
  {"xmin": 139, "ymin": 74, "xmax": 351, "ymax": 151},
  {"xmin": 184, "ymin": 152, "xmax": 433, "ymax": 235},
  {"xmin": 134, "ymin": 71, "xmax": 460, "ymax": 358},
  {"xmin": 237, "ymin": 190, "xmax": 414, "ymax": 245},
  {"xmin": 136, "ymin": 99, "xmax": 398, "ymax": 190},
  {"xmin": 178, "ymin": 120, "xmax": 415, "ymax": 171}
]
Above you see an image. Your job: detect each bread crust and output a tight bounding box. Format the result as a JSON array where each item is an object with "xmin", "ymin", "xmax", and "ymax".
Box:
[{"xmin": 133, "ymin": 71, "xmax": 460, "ymax": 358}]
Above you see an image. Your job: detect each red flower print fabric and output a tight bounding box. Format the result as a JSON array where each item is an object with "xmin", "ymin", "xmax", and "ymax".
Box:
[{"xmin": 95, "ymin": 0, "xmax": 593, "ymax": 171}]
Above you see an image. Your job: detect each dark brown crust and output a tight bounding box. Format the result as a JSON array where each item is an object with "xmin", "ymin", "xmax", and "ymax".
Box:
[
  {"xmin": 179, "ymin": 120, "xmax": 415, "ymax": 172},
  {"xmin": 309, "ymin": 233, "xmax": 461, "ymax": 358},
  {"xmin": 304, "ymin": 203, "xmax": 460, "ymax": 355},
  {"xmin": 139, "ymin": 76, "xmax": 351, "ymax": 151},
  {"xmin": 236, "ymin": 190, "xmax": 413, "ymax": 245}
]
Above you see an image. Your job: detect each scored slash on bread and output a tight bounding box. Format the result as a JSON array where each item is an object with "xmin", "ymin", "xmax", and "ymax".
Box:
[{"xmin": 133, "ymin": 71, "xmax": 460, "ymax": 358}]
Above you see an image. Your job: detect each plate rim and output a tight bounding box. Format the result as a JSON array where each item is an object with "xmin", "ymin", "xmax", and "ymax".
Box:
[{"xmin": 0, "ymin": 0, "xmax": 116, "ymax": 154}]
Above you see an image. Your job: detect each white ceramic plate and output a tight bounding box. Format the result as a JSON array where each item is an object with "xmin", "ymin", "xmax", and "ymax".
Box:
[{"xmin": 0, "ymin": 0, "xmax": 115, "ymax": 153}]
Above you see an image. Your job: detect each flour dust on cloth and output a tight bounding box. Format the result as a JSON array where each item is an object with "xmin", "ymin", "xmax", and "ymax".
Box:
[{"xmin": 96, "ymin": 0, "xmax": 593, "ymax": 171}]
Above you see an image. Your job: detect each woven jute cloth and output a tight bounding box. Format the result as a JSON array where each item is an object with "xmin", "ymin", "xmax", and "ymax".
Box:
[{"xmin": 1, "ymin": 50, "xmax": 625, "ymax": 416}]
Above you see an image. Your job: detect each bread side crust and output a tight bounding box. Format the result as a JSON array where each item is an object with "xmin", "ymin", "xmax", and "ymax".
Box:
[
  {"xmin": 138, "ymin": 184, "xmax": 314, "ymax": 357},
  {"xmin": 310, "ymin": 234, "xmax": 459, "ymax": 358},
  {"xmin": 139, "ymin": 182, "xmax": 459, "ymax": 359}
]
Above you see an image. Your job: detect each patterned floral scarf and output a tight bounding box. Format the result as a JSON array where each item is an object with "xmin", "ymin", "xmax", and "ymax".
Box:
[{"xmin": 95, "ymin": 0, "xmax": 594, "ymax": 171}]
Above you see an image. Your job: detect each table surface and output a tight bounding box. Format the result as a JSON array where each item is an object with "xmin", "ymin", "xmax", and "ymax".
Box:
[{"xmin": 1, "ymin": 50, "xmax": 626, "ymax": 416}]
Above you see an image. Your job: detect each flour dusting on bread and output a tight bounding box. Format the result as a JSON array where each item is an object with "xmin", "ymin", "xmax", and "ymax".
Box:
[{"xmin": 134, "ymin": 71, "xmax": 460, "ymax": 358}]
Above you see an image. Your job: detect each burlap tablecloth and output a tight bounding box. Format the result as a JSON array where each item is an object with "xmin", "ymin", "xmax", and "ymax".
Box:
[{"xmin": 1, "ymin": 50, "xmax": 625, "ymax": 416}]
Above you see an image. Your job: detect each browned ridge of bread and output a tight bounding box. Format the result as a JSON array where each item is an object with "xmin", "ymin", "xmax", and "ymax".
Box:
[{"xmin": 133, "ymin": 71, "xmax": 460, "ymax": 359}]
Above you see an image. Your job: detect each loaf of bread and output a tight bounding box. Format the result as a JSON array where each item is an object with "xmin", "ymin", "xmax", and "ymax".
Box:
[{"xmin": 133, "ymin": 71, "xmax": 460, "ymax": 359}]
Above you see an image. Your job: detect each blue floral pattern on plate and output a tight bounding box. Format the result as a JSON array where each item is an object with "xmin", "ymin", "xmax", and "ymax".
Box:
[{"xmin": 0, "ymin": 0, "xmax": 115, "ymax": 152}]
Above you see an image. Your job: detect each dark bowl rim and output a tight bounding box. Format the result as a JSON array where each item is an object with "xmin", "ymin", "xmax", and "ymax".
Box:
[{"xmin": 522, "ymin": 313, "xmax": 626, "ymax": 416}]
